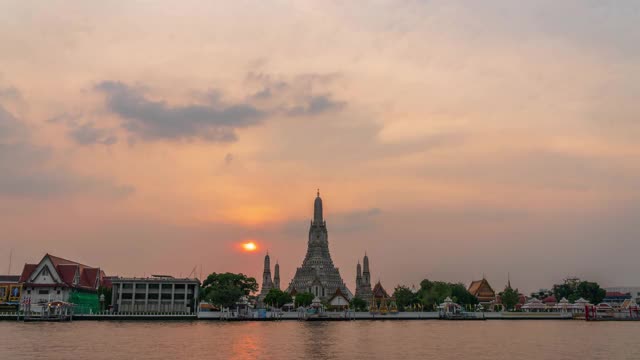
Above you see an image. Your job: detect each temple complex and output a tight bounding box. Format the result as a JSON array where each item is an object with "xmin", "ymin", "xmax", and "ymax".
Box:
[
  {"xmin": 286, "ymin": 191, "xmax": 352, "ymax": 300},
  {"xmin": 468, "ymin": 278, "xmax": 496, "ymax": 307},
  {"xmin": 355, "ymin": 254, "xmax": 373, "ymax": 304},
  {"xmin": 257, "ymin": 253, "xmax": 273, "ymax": 305}
]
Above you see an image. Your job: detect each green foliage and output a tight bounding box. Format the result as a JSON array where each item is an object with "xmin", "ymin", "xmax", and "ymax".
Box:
[
  {"xmin": 97, "ymin": 286, "xmax": 112, "ymax": 307},
  {"xmin": 393, "ymin": 285, "xmax": 419, "ymax": 311},
  {"xmin": 451, "ymin": 283, "xmax": 479, "ymax": 306},
  {"xmin": 499, "ymin": 286, "xmax": 520, "ymax": 311},
  {"xmin": 350, "ymin": 296, "xmax": 368, "ymax": 311},
  {"xmin": 576, "ymin": 281, "xmax": 606, "ymax": 304},
  {"xmin": 263, "ymin": 289, "xmax": 292, "ymax": 308},
  {"xmin": 294, "ymin": 292, "xmax": 314, "ymax": 308},
  {"xmin": 201, "ymin": 272, "xmax": 258, "ymax": 308},
  {"xmin": 552, "ymin": 278, "xmax": 605, "ymax": 304},
  {"xmin": 417, "ymin": 279, "xmax": 478, "ymax": 309},
  {"xmin": 530, "ymin": 289, "xmax": 553, "ymax": 300}
]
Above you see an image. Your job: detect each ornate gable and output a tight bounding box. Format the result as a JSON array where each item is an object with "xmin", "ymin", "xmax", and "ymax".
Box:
[{"xmin": 29, "ymin": 256, "xmax": 63, "ymax": 285}]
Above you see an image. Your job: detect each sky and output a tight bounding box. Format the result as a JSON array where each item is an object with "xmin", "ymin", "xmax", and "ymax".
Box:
[{"xmin": 1, "ymin": 0, "xmax": 639, "ymax": 294}]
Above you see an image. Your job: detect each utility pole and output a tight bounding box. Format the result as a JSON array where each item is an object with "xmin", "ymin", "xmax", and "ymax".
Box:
[{"xmin": 8, "ymin": 249, "xmax": 12, "ymax": 275}]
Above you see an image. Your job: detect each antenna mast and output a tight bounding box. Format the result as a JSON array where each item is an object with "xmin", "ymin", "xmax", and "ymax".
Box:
[{"xmin": 8, "ymin": 249, "xmax": 12, "ymax": 275}]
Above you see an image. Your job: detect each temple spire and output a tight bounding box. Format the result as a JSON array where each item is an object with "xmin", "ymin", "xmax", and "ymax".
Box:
[
  {"xmin": 313, "ymin": 189, "xmax": 323, "ymax": 223},
  {"xmin": 362, "ymin": 253, "xmax": 371, "ymax": 287},
  {"xmin": 274, "ymin": 261, "xmax": 280, "ymax": 290},
  {"xmin": 264, "ymin": 252, "xmax": 271, "ymax": 271},
  {"xmin": 257, "ymin": 252, "xmax": 273, "ymax": 305}
]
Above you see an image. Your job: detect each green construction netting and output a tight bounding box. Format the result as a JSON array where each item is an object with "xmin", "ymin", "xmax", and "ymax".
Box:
[{"xmin": 68, "ymin": 291, "xmax": 99, "ymax": 314}]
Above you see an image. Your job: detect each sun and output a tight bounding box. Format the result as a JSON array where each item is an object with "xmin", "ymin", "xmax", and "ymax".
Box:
[{"xmin": 242, "ymin": 242, "xmax": 257, "ymax": 252}]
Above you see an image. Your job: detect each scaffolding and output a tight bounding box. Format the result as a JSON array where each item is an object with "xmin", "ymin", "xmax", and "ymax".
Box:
[{"xmin": 68, "ymin": 291, "xmax": 99, "ymax": 314}]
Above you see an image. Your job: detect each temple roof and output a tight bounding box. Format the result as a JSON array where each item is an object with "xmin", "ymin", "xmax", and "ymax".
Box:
[
  {"xmin": 328, "ymin": 287, "xmax": 349, "ymax": 303},
  {"xmin": 468, "ymin": 278, "xmax": 495, "ymax": 297},
  {"xmin": 372, "ymin": 281, "xmax": 389, "ymax": 298}
]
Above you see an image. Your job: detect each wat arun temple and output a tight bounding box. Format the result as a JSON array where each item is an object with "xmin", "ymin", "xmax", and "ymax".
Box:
[{"xmin": 285, "ymin": 191, "xmax": 353, "ymax": 300}]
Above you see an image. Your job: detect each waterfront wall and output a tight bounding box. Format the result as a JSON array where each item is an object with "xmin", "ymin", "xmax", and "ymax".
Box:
[
  {"xmin": 0, "ymin": 311, "xmax": 576, "ymax": 321},
  {"xmin": 197, "ymin": 311, "xmax": 573, "ymax": 320}
]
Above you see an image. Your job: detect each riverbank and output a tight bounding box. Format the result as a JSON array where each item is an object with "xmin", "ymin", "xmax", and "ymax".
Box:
[{"xmin": 1, "ymin": 311, "xmax": 579, "ymax": 321}]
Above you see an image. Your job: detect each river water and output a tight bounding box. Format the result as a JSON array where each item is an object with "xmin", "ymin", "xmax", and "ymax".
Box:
[{"xmin": 1, "ymin": 320, "xmax": 639, "ymax": 359}]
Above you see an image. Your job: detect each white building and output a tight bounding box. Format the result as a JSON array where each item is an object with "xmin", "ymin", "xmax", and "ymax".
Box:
[
  {"xmin": 111, "ymin": 275, "xmax": 199, "ymax": 314},
  {"xmin": 18, "ymin": 254, "xmax": 104, "ymax": 313}
]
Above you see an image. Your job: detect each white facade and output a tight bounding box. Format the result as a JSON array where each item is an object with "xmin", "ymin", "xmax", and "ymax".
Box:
[
  {"xmin": 23, "ymin": 257, "xmax": 69, "ymax": 306},
  {"xmin": 20, "ymin": 254, "xmax": 102, "ymax": 314},
  {"xmin": 111, "ymin": 276, "xmax": 200, "ymax": 314}
]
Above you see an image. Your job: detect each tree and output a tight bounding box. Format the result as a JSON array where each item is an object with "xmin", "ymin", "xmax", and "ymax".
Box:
[
  {"xmin": 500, "ymin": 286, "xmax": 520, "ymax": 311},
  {"xmin": 552, "ymin": 278, "xmax": 606, "ymax": 304},
  {"xmin": 553, "ymin": 283, "xmax": 574, "ymax": 301},
  {"xmin": 530, "ymin": 289, "xmax": 553, "ymax": 300},
  {"xmin": 201, "ymin": 272, "xmax": 258, "ymax": 308},
  {"xmin": 422, "ymin": 281, "xmax": 452, "ymax": 307},
  {"xmin": 576, "ymin": 281, "xmax": 606, "ymax": 304},
  {"xmin": 450, "ymin": 283, "xmax": 478, "ymax": 306},
  {"xmin": 294, "ymin": 292, "xmax": 314, "ymax": 308},
  {"xmin": 393, "ymin": 285, "xmax": 417, "ymax": 311},
  {"xmin": 264, "ymin": 289, "xmax": 292, "ymax": 308},
  {"xmin": 350, "ymin": 296, "xmax": 368, "ymax": 311},
  {"xmin": 416, "ymin": 279, "xmax": 478, "ymax": 310},
  {"xmin": 97, "ymin": 286, "xmax": 112, "ymax": 307}
]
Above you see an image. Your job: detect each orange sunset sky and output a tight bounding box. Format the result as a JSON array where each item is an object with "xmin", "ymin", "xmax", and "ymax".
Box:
[{"xmin": 1, "ymin": 1, "xmax": 639, "ymax": 293}]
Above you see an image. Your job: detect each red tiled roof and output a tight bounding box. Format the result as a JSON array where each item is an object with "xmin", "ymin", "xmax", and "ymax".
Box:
[
  {"xmin": 19, "ymin": 264, "xmax": 37, "ymax": 283},
  {"xmin": 82, "ymin": 268, "xmax": 100, "ymax": 288},
  {"xmin": 372, "ymin": 281, "xmax": 389, "ymax": 298},
  {"xmin": 100, "ymin": 271, "xmax": 111, "ymax": 288},
  {"xmin": 47, "ymin": 254, "xmax": 90, "ymax": 268},
  {"xmin": 542, "ymin": 295, "xmax": 557, "ymax": 304},
  {"xmin": 19, "ymin": 254, "xmax": 103, "ymax": 291},
  {"xmin": 605, "ymin": 292, "xmax": 629, "ymax": 297},
  {"xmin": 57, "ymin": 264, "xmax": 79, "ymax": 285}
]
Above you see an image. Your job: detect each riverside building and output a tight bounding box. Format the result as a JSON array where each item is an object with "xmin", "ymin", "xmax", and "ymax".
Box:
[
  {"xmin": 18, "ymin": 253, "xmax": 106, "ymax": 314},
  {"xmin": 111, "ymin": 275, "xmax": 199, "ymax": 314}
]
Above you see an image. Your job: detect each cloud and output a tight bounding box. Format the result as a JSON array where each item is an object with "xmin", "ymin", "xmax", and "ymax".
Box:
[
  {"xmin": 0, "ymin": 86, "xmax": 21, "ymax": 101},
  {"xmin": 68, "ymin": 121, "xmax": 118, "ymax": 146},
  {"xmin": 331, "ymin": 208, "xmax": 382, "ymax": 233},
  {"xmin": 0, "ymin": 104, "xmax": 133, "ymax": 198},
  {"xmin": 0, "ymin": 105, "xmax": 26, "ymax": 140},
  {"xmin": 46, "ymin": 112, "xmax": 82, "ymax": 124},
  {"xmin": 95, "ymin": 81, "xmax": 266, "ymax": 142},
  {"xmin": 245, "ymin": 71, "xmax": 347, "ymax": 116},
  {"xmin": 286, "ymin": 94, "xmax": 346, "ymax": 116}
]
